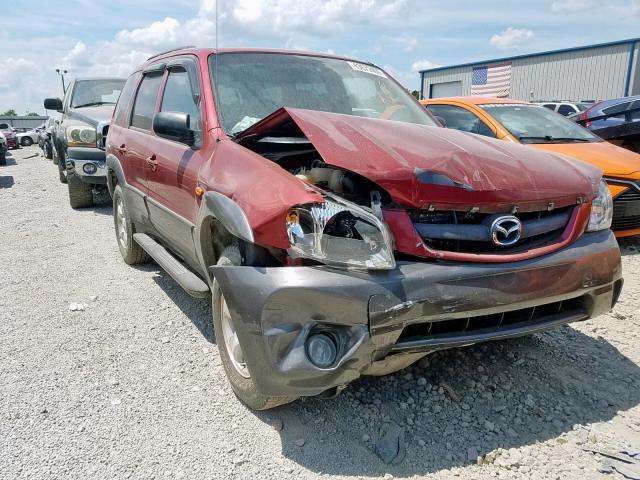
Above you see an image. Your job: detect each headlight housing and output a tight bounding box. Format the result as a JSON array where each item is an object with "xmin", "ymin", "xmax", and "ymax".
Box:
[
  {"xmin": 586, "ymin": 180, "xmax": 613, "ymax": 232},
  {"xmin": 66, "ymin": 125, "xmax": 97, "ymax": 147},
  {"xmin": 286, "ymin": 195, "xmax": 395, "ymax": 270}
]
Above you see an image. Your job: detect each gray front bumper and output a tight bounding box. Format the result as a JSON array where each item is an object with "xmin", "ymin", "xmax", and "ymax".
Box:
[
  {"xmin": 66, "ymin": 147, "xmax": 107, "ymax": 183},
  {"xmin": 211, "ymin": 229, "xmax": 622, "ymax": 397}
]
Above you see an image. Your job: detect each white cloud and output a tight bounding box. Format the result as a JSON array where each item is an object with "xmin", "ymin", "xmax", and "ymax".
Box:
[
  {"xmin": 550, "ymin": 0, "xmax": 595, "ymax": 12},
  {"xmin": 389, "ymin": 34, "xmax": 418, "ymax": 52},
  {"xmin": 489, "ymin": 27, "xmax": 534, "ymax": 49},
  {"xmin": 411, "ymin": 59, "xmax": 440, "ymax": 73},
  {"xmin": 229, "ymin": 0, "xmax": 409, "ymax": 33}
]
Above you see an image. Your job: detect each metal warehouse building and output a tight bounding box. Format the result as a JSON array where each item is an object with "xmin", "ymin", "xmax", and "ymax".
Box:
[{"xmin": 420, "ymin": 37, "xmax": 640, "ymax": 101}]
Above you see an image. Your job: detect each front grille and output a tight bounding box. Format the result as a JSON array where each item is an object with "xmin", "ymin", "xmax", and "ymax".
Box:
[
  {"xmin": 397, "ymin": 296, "xmax": 586, "ymax": 343},
  {"xmin": 612, "ymin": 187, "xmax": 640, "ymax": 231},
  {"xmin": 410, "ymin": 207, "xmax": 572, "ymax": 254}
]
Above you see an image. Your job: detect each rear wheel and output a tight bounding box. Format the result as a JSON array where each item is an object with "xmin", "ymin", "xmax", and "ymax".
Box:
[
  {"xmin": 67, "ymin": 171, "xmax": 93, "ymax": 209},
  {"xmin": 44, "ymin": 141, "xmax": 53, "ymax": 160},
  {"xmin": 212, "ymin": 244, "xmax": 297, "ymax": 410},
  {"xmin": 113, "ymin": 185, "xmax": 148, "ymax": 264}
]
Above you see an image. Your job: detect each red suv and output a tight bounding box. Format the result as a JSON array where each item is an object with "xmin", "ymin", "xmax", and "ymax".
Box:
[{"xmin": 107, "ymin": 47, "xmax": 622, "ymax": 410}]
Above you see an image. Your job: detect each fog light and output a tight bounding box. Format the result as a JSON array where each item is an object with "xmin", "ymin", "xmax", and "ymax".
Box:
[
  {"xmin": 306, "ymin": 333, "xmax": 338, "ymax": 368},
  {"xmin": 83, "ymin": 162, "xmax": 97, "ymax": 175}
]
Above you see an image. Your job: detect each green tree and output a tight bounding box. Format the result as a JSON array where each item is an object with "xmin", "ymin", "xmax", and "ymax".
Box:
[
  {"xmin": 26, "ymin": 112, "xmax": 40, "ymax": 116},
  {"xmin": 411, "ymin": 90, "xmax": 420, "ymax": 100},
  {"xmin": 1, "ymin": 109, "xmax": 17, "ymax": 116}
]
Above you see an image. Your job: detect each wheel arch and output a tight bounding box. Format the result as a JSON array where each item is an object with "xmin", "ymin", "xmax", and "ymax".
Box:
[{"xmin": 106, "ymin": 153, "xmax": 125, "ymax": 197}]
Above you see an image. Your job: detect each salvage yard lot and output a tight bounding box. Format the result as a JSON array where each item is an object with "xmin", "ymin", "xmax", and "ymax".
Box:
[{"xmin": 2, "ymin": 146, "xmax": 640, "ymax": 479}]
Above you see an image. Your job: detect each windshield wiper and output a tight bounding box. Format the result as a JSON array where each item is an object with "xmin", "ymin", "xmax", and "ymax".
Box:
[
  {"xmin": 73, "ymin": 101, "xmax": 116, "ymax": 108},
  {"xmin": 518, "ymin": 135, "xmax": 591, "ymax": 143},
  {"xmin": 545, "ymin": 137, "xmax": 591, "ymax": 142}
]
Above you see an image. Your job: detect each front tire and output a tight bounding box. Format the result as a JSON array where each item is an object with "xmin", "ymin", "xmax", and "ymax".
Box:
[
  {"xmin": 21, "ymin": 137, "xmax": 33, "ymax": 146},
  {"xmin": 0, "ymin": 150, "xmax": 6, "ymax": 166},
  {"xmin": 67, "ymin": 171, "xmax": 93, "ymax": 209},
  {"xmin": 113, "ymin": 185, "xmax": 148, "ymax": 265},
  {"xmin": 212, "ymin": 244, "xmax": 297, "ymax": 410}
]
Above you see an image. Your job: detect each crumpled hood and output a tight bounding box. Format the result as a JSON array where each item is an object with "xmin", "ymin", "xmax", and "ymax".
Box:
[
  {"xmin": 238, "ymin": 108, "xmax": 601, "ymax": 211},
  {"xmin": 67, "ymin": 105, "xmax": 115, "ymax": 127}
]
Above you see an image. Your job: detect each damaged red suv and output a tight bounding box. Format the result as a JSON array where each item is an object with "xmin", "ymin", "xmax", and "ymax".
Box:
[{"xmin": 107, "ymin": 48, "xmax": 622, "ymax": 410}]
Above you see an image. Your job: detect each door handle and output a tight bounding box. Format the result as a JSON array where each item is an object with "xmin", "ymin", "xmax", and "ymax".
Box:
[
  {"xmin": 146, "ymin": 154, "xmax": 158, "ymax": 171},
  {"xmin": 117, "ymin": 143, "xmax": 127, "ymax": 154}
]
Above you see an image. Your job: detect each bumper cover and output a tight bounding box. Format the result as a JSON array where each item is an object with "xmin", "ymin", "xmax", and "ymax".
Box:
[
  {"xmin": 211, "ymin": 229, "xmax": 622, "ymax": 397},
  {"xmin": 66, "ymin": 147, "xmax": 107, "ymax": 184}
]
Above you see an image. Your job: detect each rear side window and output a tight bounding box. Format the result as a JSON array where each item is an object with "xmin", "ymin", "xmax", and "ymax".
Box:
[
  {"xmin": 427, "ymin": 104, "xmax": 496, "ymax": 138},
  {"xmin": 557, "ymin": 105, "xmax": 575, "ymax": 116},
  {"xmin": 130, "ymin": 73, "xmax": 163, "ymax": 130},
  {"xmin": 160, "ymin": 67, "xmax": 202, "ymax": 144},
  {"xmin": 542, "ymin": 104, "xmax": 556, "ymax": 110},
  {"xmin": 113, "ymin": 73, "xmax": 140, "ymax": 127}
]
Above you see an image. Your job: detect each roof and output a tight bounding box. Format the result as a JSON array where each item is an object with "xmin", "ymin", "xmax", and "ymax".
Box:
[
  {"xmin": 421, "ymin": 96, "xmax": 527, "ymax": 105},
  {"xmin": 420, "ymin": 37, "xmax": 640, "ymax": 74},
  {"xmin": 142, "ymin": 47, "xmax": 371, "ymax": 68}
]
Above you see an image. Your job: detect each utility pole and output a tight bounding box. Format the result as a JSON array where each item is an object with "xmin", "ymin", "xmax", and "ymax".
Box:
[{"xmin": 55, "ymin": 69, "xmax": 68, "ymax": 94}]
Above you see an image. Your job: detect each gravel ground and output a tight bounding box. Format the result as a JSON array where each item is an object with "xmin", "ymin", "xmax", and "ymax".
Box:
[{"xmin": 2, "ymin": 145, "xmax": 640, "ymax": 480}]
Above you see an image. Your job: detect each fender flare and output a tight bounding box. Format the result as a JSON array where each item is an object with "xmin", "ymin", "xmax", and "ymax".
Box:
[
  {"xmin": 202, "ymin": 191, "xmax": 254, "ymax": 244},
  {"xmin": 106, "ymin": 153, "xmax": 126, "ymax": 196},
  {"xmin": 194, "ymin": 191, "xmax": 255, "ymax": 285}
]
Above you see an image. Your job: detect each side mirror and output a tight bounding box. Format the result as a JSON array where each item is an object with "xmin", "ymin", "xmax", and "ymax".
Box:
[
  {"xmin": 435, "ymin": 116, "xmax": 447, "ymax": 128},
  {"xmin": 153, "ymin": 111, "xmax": 195, "ymax": 146},
  {"xmin": 44, "ymin": 97, "xmax": 63, "ymax": 112}
]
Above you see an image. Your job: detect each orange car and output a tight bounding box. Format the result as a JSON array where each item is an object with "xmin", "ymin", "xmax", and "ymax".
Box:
[{"xmin": 421, "ymin": 97, "xmax": 640, "ymax": 237}]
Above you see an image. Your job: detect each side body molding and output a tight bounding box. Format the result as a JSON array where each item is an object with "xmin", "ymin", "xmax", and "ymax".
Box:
[{"xmin": 203, "ymin": 191, "xmax": 254, "ymax": 243}]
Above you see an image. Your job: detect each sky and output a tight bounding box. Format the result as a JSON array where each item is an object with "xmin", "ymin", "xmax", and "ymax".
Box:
[{"xmin": 1, "ymin": 0, "xmax": 639, "ymax": 115}]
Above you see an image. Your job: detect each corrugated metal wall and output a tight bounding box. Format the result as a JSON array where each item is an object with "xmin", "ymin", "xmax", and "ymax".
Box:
[
  {"xmin": 0, "ymin": 116, "xmax": 48, "ymax": 130},
  {"xmin": 422, "ymin": 42, "xmax": 637, "ymax": 100}
]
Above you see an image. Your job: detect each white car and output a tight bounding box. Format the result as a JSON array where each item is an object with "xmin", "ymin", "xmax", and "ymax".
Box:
[
  {"xmin": 17, "ymin": 127, "xmax": 41, "ymax": 146},
  {"xmin": 536, "ymin": 101, "xmax": 594, "ymax": 117}
]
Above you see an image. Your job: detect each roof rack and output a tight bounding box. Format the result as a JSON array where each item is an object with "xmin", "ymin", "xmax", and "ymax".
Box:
[{"xmin": 147, "ymin": 46, "xmax": 196, "ymax": 61}]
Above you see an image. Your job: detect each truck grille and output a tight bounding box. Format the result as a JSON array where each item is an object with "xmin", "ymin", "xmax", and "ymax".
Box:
[
  {"xmin": 410, "ymin": 207, "xmax": 572, "ymax": 254},
  {"xmin": 396, "ymin": 296, "xmax": 587, "ymax": 345},
  {"xmin": 611, "ymin": 187, "xmax": 640, "ymax": 231}
]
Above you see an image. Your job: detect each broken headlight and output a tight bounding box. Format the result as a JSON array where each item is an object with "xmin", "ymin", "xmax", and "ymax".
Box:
[
  {"xmin": 586, "ymin": 180, "xmax": 613, "ymax": 232},
  {"xmin": 286, "ymin": 196, "xmax": 395, "ymax": 270}
]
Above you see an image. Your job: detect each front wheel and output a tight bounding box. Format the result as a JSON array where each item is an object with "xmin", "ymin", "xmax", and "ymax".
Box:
[
  {"xmin": 0, "ymin": 150, "xmax": 6, "ymax": 166},
  {"xmin": 67, "ymin": 171, "xmax": 93, "ymax": 209},
  {"xmin": 21, "ymin": 137, "xmax": 33, "ymax": 147},
  {"xmin": 212, "ymin": 244, "xmax": 297, "ymax": 410}
]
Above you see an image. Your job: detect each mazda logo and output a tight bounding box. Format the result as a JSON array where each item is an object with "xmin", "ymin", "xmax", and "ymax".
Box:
[{"xmin": 490, "ymin": 215, "xmax": 522, "ymax": 247}]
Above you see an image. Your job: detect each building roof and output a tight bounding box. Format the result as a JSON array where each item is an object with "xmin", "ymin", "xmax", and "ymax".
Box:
[{"xmin": 420, "ymin": 37, "xmax": 640, "ymax": 74}]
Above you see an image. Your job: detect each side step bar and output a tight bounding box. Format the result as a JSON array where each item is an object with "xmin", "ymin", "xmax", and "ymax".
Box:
[{"xmin": 133, "ymin": 233, "xmax": 210, "ymax": 299}]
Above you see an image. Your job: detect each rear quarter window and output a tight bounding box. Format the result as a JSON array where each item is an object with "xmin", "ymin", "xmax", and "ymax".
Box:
[{"xmin": 113, "ymin": 73, "xmax": 141, "ymax": 127}]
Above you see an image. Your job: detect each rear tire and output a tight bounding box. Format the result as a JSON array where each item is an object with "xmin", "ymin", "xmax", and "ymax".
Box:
[
  {"xmin": 113, "ymin": 184, "xmax": 149, "ymax": 265},
  {"xmin": 0, "ymin": 150, "xmax": 6, "ymax": 166},
  {"xmin": 44, "ymin": 141, "xmax": 53, "ymax": 160},
  {"xmin": 212, "ymin": 244, "xmax": 297, "ymax": 410},
  {"xmin": 67, "ymin": 171, "xmax": 93, "ymax": 209}
]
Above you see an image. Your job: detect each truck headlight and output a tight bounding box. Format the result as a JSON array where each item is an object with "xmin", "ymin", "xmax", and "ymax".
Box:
[
  {"xmin": 286, "ymin": 195, "xmax": 395, "ymax": 270},
  {"xmin": 587, "ymin": 180, "xmax": 613, "ymax": 232},
  {"xmin": 66, "ymin": 125, "xmax": 97, "ymax": 147}
]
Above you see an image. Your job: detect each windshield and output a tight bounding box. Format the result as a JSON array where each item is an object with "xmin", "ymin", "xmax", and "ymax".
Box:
[
  {"xmin": 480, "ymin": 104, "xmax": 599, "ymax": 143},
  {"xmin": 210, "ymin": 53, "xmax": 436, "ymax": 135},
  {"xmin": 71, "ymin": 79, "xmax": 125, "ymax": 108}
]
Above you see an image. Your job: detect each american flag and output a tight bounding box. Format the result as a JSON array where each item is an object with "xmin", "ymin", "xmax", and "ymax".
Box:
[{"xmin": 471, "ymin": 62, "xmax": 512, "ymax": 97}]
